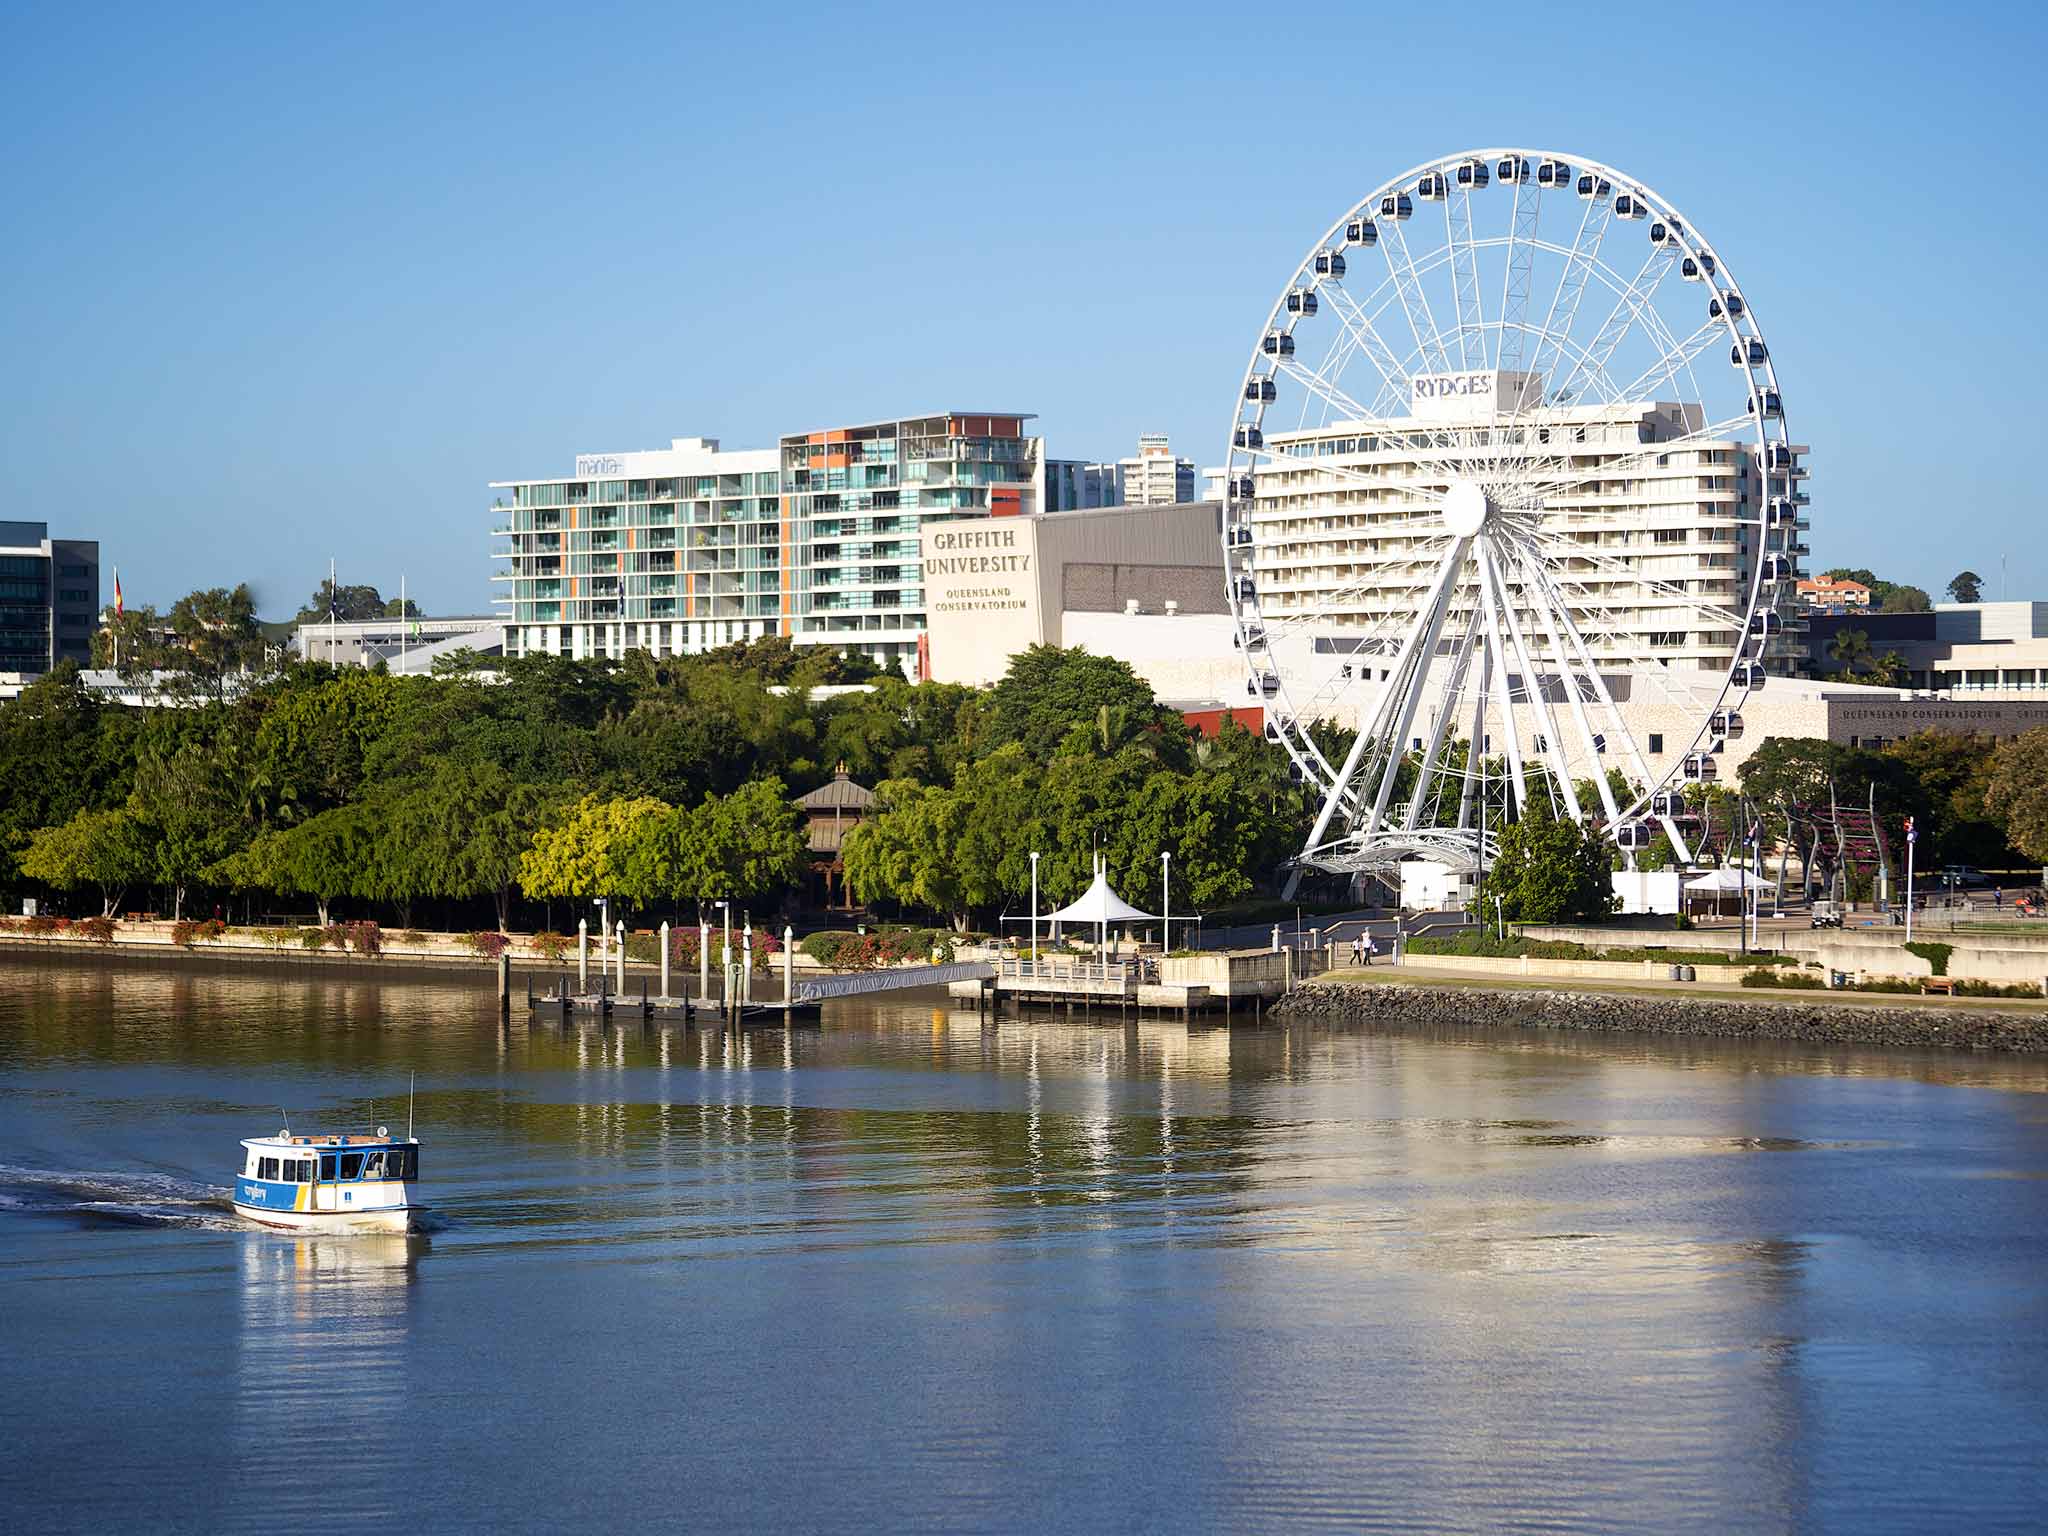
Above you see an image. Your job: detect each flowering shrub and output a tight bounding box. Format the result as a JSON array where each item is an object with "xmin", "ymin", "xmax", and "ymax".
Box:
[
  {"xmin": 75, "ymin": 915, "xmax": 118, "ymax": 944},
  {"xmin": 670, "ymin": 923, "xmax": 784, "ymax": 973},
  {"xmin": 298, "ymin": 927, "xmax": 328, "ymax": 950},
  {"xmin": 25, "ymin": 914, "xmax": 65, "ymax": 937},
  {"xmin": 255, "ymin": 926, "xmax": 292, "ymax": 949},
  {"xmin": 799, "ymin": 927, "xmax": 948, "ymax": 971},
  {"xmin": 171, "ymin": 918, "xmax": 226, "ymax": 948},
  {"xmin": 465, "ymin": 930, "xmax": 509, "ymax": 959},
  {"xmin": 343, "ymin": 921, "xmax": 382, "ymax": 956},
  {"xmin": 321, "ymin": 924, "xmax": 352, "ymax": 952},
  {"xmin": 529, "ymin": 930, "xmax": 571, "ymax": 964}
]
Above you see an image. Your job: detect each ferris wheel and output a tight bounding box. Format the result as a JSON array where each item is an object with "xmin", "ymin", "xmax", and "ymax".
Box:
[{"xmin": 1222, "ymin": 148, "xmax": 1805, "ymax": 889}]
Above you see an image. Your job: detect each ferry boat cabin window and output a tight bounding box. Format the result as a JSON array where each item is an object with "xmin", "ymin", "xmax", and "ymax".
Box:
[
  {"xmin": 361, "ymin": 1151, "xmax": 386, "ymax": 1180},
  {"xmin": 390, "ymin": 1147, "xmax": 418, "ymax": 1180},
  {"xmin": 321, "ymin": 1155, "xmax": 337, "ymax": 1180},
  {"xmin": 292, "ymin": 1160, "xmax": 311, "ymax": 1182},
  {"xmin": 339, "ymin": 1153, "xmax": 364, "ymax": 1180},
  {"xmin": 258, "ymin": 1157, "xmax": 279, "ymax": 1180}
]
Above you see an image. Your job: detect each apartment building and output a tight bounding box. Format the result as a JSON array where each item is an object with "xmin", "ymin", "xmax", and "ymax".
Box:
[
  {"xmin": 492, "ymin": 438, "xmax": 782, "ymax": 661},
  {"xmin": 1046, "ymin": 434, "xmax": 1196, "ymax": 511},
  {"xmin": 779, "ymin": 413, "xmax": 1040, "ymax": 673},
  {"xmin": 495, "ymin": 417, "xmax": 1042, "ymax": 671}
]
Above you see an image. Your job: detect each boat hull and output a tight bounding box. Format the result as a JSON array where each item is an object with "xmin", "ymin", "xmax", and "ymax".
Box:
[{"xmin": 232, "ymin": 1201, "xmax": 422, "ymax": 1235}]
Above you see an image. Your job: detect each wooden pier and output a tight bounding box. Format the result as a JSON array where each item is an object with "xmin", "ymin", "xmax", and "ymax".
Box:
[
  {"xmin": 525, "ymin": 974, "xmax": 820, "ymax": 1028},
  {"xmin": 949, "ymin": 948, "xmax": 1307, "ymax": 1020}
]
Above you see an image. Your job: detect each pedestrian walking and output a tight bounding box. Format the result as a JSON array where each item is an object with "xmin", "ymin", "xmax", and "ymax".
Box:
[
  {"xmin": 1363, "ymin": 933, "xmax": 1378, "ymax": 966},
  {"xmin": 1349, "ymin": 935, "xmax": 1364, "ymax": 967}
]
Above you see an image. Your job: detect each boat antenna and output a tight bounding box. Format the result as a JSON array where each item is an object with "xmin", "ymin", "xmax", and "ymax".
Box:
[
  {"xmin": 407, "ymin": 1072, "xmax": 415, "ymax": 1141},
  {"xmin": 279, "ymin": 1106, "xmax": 291, "ymax": 1137}
]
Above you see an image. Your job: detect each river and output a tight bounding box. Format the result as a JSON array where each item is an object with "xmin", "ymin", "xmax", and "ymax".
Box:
[{"xmin": 3, "ymin": 956, "xmax": 2046, "ymax": 1533}]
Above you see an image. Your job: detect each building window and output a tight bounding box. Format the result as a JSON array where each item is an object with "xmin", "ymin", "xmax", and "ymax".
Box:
[{"xmin": 1648, "ymin": 734, "xmax": 1664, "ymax": 754}]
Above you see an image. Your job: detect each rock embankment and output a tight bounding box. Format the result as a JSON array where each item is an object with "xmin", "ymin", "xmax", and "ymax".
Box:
[{"xmin": 1276, "ymin": 981, "xmax": 2048, "ymax": 1053}]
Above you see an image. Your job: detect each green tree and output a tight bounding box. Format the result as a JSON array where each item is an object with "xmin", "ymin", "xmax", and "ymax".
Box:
[
  {"xmin": 1945, "ymin": 570, "xmax": 1984, "ymax": 604},
  {"xmin": 128, "ymin": 738, "xmax": 250, "ymax": 918},
  {"xmin": 518, "ymin": 795, "xmax": 670, "ymax": 906},
  {"xmin": 1883, "ymin": 731, "xmax": 2011, "ymax": 868},
  {"xmin": 211, "ymin": 805, "xmax": 374, "ymax": 926},
  {"xmin": 166, "ymin": 584, "xmax": 267, "ymax": 699},
  {"xmin": 842, "ymin": 779, "xmax": 975, "ymax": 928},
  {"xmin": 1985, "ymin": 727, "xmax": 2048, "ymax": 864},
  {"xmin": 1477, "ymin": 805, "xmax": 1616, "ymax": 924},
  {"xmin": 295, "ymin": 580, "xmax": 388, "ymax": 623},
  {"xmin": 0, "ymin": 667, "xmax": 135, "ymax": 885},
  {"xmin": 20, "ymin": 807, "xmax": 156, "ymax": 916},
  {"xmin": 1878, "ymin": 583, "xmax": 1932, "ymax": 614},
  {"xmin": 1827, "ymin": 627, "xmax": 1872, "ymax": 678},
  {"xmin": 984, "ymin": 645, "xmax": 1187, "ymax": 765}
]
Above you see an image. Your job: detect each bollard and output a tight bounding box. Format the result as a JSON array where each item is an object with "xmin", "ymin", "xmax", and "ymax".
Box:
[
  {"xmin": 1271, "ymin": 924, "xmax": 1282, "ymax": 954},
  {"xmin": 497, "ymin": 951, "xmax": 511, "ymax": 1014},
  {"xmin": 616, "ymin": 928, "xmax": 625, "ymax": 993},
  {"xmin": 659, "ymin": 920, "xmax": 671, "ymax": 1000},
  {"xmin": 577, "ymin": 919, "xmax": 589, "ymax": 990},
  {"xmin": 699, "ymin": 921, "xmax": 710, "ymax": 1004},
  {"xmin": 783, "ymin": 925, "xmax": 795, "ymax": 1017}
]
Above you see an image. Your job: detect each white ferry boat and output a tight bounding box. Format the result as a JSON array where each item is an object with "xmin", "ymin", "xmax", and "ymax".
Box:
[{"xmin": 232, "ymin": 1128, "xmax": 425, "ymax": 1234}]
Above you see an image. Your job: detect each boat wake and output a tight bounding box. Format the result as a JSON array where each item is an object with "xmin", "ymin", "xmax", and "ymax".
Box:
[{"xmin": 0, "ymin": 1164, "xmax": 242, "ymax": 1231}]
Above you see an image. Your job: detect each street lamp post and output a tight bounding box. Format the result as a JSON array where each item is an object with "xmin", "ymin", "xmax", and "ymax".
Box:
[
  {"xmin": 1161, "ymin": 851, "xmax": 1171, "ymax": 955},
  {"xmin": 1905, "ymin": 817, "xmax": 1917, "ymax": 943},
  {"xmin": 1029, "ymin": 851, "xmax": 1039, "ymax": 974}
]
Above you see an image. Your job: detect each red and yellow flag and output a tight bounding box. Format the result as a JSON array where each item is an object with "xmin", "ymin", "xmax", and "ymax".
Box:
[{"xmin": 113, "ymin": 568, "xmax": 123, "ymax": 617}]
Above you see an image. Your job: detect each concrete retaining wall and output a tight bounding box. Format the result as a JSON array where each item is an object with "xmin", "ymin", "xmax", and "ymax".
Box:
[
  {"xmin": 1394, "ymin": 953, "xmax": 1748, "ymax": 987},
  {"xmin": 1276, "ymin": 980, "xmax": 2048, "ymax": 1053},
  {"xmin": 1518, "ymin": 921, "xmax": 2048, "ymax": 986}
]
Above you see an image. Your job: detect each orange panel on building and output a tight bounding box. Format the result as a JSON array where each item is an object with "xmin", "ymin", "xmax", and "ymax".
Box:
[
  {"xmin": 990, "ymin": 487, "xmax": 1022, "ymax": 517},
  {"xmin": 1181, "ymin": 705, "xmax": 1265, "ymax": 739}
]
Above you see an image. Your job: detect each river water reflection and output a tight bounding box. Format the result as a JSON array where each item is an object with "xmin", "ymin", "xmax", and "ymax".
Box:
[{"xmin": 3, "ymin": 957, "xmax": 2046, "ymax": 1532}]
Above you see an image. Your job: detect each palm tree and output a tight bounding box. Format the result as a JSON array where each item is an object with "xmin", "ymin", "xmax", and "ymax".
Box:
[{"xmin": 1828, "ymin": 627, "xmax": 1872, "ymax": 678}]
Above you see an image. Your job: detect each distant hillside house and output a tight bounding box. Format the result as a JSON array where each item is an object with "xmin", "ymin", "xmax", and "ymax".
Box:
[
  {"xmin": 1795, "ymin": 575, "xmax": 1872, "ymax": 613},
  {"xmin": 794, "ymin": 765, "xmax": 875, "ymax": 910}
]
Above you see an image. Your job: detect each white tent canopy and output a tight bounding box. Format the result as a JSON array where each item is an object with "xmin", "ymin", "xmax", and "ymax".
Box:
[
  {"xmin": 1042, "ymin": 868, "xmax": 1157, "ymax": 925},
  {"xmin": 1684, "ymin": 867, "xmax": 1772, "ymax": 893}
]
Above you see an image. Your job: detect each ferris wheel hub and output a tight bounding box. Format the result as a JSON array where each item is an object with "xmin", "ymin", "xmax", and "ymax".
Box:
[{"xmin": 1441, "ymin": 479, "xmax": 1492, "ymax": 537}]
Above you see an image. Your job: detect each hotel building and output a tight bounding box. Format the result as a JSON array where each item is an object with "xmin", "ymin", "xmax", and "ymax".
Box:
[{"xmin": 1247, "ymin": 381, "xmax": 1810, "ymax": 676}]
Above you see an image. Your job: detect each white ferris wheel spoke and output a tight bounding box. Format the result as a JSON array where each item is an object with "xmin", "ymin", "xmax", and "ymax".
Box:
[
  {"xmin": 1614, "ymin": 318, "xmax": 1728, "ymax": 406},
  {"xmin": 1444, "ymin": 182, "xmax": 1483, "ymax": 371},
  {"xmin": 1377, "ymin": 216, "xmax": 1453, "ymax": 378},
  {"xmin": 1552, "ymin": 245, "xmax": 1679, "ymax": 407},
  {"xmin": 1494, "ymin": 176, "xmax": 1546, "ymax": 376}
]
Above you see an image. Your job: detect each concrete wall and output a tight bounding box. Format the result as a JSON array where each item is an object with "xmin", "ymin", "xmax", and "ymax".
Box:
[
  {"xmin": 1161, "ymin": 948, "xmax": 1289, "ymax": 998},
  {"xmin": 1520, "ymin": 920, "xmax": 2048, "ymax": 985},
  {"xmin": 1395, "ymin": 953, "xmax": 1748, "ymax": 987}
]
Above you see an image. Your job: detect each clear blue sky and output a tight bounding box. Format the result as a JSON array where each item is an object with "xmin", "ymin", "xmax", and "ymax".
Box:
[{"xmin": 3, "ymin": 1, "xmax": 2042, "ymax": 616}]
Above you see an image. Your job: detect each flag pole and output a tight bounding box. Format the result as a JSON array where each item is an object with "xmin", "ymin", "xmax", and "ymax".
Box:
[{"xmin": 400, "ymin": 572, "xmax": 407, "ymax": 674}]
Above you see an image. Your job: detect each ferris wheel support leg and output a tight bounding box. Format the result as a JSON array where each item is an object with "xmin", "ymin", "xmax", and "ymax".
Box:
[
  {"xmin": 1457, "ymin": 647, "xmax": 1492, "ymax": 833},
  {"xmin": 1359, "ymin": 536, "xmax": 1471, "ymax": 843},
  {"xmin": 1288, "ymin": 536, "xmax": 1467, "ymax": 891},
  {"xmin": 1476, "ymin": 557, "xmax": 1531, "ymax": 819},
  {"xmin": 1482, "ymin": 539, "xmax": 1580, "ymax": 821},
  {"xmin": 1404, "ymin": 607, "xmax": 1481, "ymax": 832},
  {"xmin": 1513, "ymin": 540, "xmax": 1621, "ymax": 825}
]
